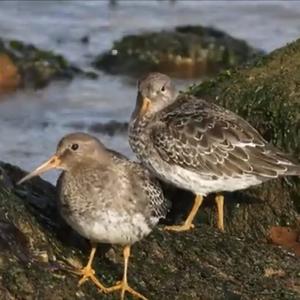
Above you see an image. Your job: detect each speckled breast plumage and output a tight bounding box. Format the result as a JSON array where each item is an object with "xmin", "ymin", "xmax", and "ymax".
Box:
[{"xmin": 56, "ymin": 152, "xmax": 168, "ymax": 245}]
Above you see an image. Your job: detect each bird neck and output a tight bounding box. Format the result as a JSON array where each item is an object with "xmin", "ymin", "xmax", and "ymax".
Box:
[{"xmin": 129, "ymin": 112, "xmax": 154, "ymax": 140}]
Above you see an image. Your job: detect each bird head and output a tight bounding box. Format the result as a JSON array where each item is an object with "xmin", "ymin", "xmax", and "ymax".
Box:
[
  {"xmin": 18, "ymin": 132, "xmax": 109, "ymax": 185},
  {"xmin": 133, "ymin": 72, "xmax": 177, "ymax": 118}
]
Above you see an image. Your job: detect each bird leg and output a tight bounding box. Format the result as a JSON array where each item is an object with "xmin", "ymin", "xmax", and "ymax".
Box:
[
  {"xmin": 215, "ymin": 194, "xmax": 224, "ymax": 232},
  {"xmin": 165, "ymin": 195, "xmax": 203, "ymax": 232},
  {"xmin": 76, "ymin": 242, "xmax": 109, "ymax": 293},
  {"xmin": 105, "ymin": 245, "xmax": 148, "ymax": 300}
]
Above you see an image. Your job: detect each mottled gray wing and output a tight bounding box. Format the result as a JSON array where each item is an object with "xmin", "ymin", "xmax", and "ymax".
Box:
[
  {"xmin": 151, "ymin": 96, "xmax": 297, "ymax": 179},
  {"xmin": 129, "ymin": 163, "xmax": 169, "ymax": 220},
  {"xmin": 143, "ymin": 173, "xmax": 169, "ymax": 220},
  {"xmin": 108, "ymin": 152, "xmax": 169, "ymax": 220}
]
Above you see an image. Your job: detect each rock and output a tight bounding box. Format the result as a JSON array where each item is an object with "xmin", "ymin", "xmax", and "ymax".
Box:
[
  {"xmin": 0, "ymin": 161, "xmax": 299, "ymax": 299},
  {"xmin": 80, "ymin": 35, "xmax": 90, "ymax": 44},
  {"xmin": 89, "ymin": 121, "xmax": 128, "ymax": 136},
  {"xmin": 269, "ymin": 226, "xmax": 300, "ymax": 256},
  {"xmin": 0, "ymin": 164, "xmax": 14, "ymax": 190},
  {"xmin": 0, "ymin": 38, "xmax": 98, "ymax": 90},
  {"xmin": 93, "ymin": 25, "xmax": 263, "ymax": 78},
  {"xmin": 65, "ymin": 120, "xmax": 128, "ymax": 136},
  {"xmin": 0, "ymin": 54, "xmax": 21, "ymax": 93}
]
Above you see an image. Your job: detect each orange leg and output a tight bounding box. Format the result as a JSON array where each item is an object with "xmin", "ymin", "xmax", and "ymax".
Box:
[
  {"xmin": 215, "ymin": 195, "xmax": 224, "ymax": 232},
  {"xmin": 105, "ymin": 245, "xmax": 147, "ymax": 300},
  {"xmin": 165, "ymin": 195, "xmax": 203, "ymax": 232},
  {"xmin": 76, "ymin": 242, "xmax": 109, "ymax": 293}
]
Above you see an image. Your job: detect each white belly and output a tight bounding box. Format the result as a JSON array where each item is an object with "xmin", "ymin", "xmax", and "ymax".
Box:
[
  {"xmin": 64, "ymin": 211, "xmax": 154, "ymax": 245},
  {"xmin": 149, "ymin": 159, "xmax": 262, "ymax": 196}
]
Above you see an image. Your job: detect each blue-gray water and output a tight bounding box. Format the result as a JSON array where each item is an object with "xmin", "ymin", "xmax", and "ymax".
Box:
[{"xmin": 0, "ymin": 0, "xmax": 300, "ymax": 182}]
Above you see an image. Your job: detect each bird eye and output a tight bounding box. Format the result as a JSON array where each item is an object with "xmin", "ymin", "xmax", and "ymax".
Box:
[
  {"xmin": 161, "ymin": 85, "xmax": 165, "ymax": 92},
  {"xmin": 71, "ymin": 144, "xmax": 79, "ymax": 151}
]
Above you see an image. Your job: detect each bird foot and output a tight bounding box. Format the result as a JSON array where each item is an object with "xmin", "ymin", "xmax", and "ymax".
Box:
[
  {"xmin": 217, "ymin": 222, "xmax": 225, "ymax": 232},
  {"xmin": 106, "ymin": 280, "xmax": 148, "ymax": 300},
  {"xmin": 77, "ymin": 266, "xmax": 109, "ymax": 293},
  {"xmin": 78, "ymin": 265, "xmax": 95, "ymax": 286},
  {"xmin": 164, "ymin": 222, "xmax": 195, "ymax": 232}
]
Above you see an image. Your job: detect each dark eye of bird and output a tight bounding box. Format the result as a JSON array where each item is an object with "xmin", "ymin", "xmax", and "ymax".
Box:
[
  {"xmin": 71, "ymin": 143, "xmax": 79, "ymax": 151},
  {"xmin": 161, "ymin": 85, "xmax": 165, "ymax": 92}
]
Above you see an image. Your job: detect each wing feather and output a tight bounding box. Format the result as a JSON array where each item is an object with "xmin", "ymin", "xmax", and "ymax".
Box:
[{"xmin": 151, "ymin": 96, "xmax": 296, "ymax": 179}]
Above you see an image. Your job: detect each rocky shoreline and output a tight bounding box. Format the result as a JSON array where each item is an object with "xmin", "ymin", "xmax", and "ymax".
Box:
[{"xmin": 0, "ymin": 30, "xmax": 300, "ymax": 299}]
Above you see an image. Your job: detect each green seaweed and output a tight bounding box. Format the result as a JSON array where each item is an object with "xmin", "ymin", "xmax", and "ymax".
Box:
[
  {"xmin": 94, "ymin": 25, "xmax": 263, "ymax": 78},
  {"xmin": 0, "ymin": 37, "xmax": 97, "ymax": 89}
]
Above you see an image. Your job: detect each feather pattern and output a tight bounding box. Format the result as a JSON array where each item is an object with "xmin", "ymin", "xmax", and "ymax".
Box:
[
  {"xmin": 129, "ymin": 94, "xmax": 300, "ymax": 195},
  {"xmin": 57, "ymin": 148, "xmax": 168, "ymax": 245},
  {"xmin": 151, "ymin": 96, "xmax": 299, "ymax": 179}
]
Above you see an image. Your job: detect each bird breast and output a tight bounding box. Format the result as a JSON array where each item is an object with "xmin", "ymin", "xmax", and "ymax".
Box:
[{"xmin": 57, "ymin": 170, "xmax": 154, "ymax": 245}]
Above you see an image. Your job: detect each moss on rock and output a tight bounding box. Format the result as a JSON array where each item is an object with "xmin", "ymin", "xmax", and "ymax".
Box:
[
  {"xmin": 93, "ymin": 25, "xmax": 263, "ymax": 78},
  {"xmin": 0, "ymin": 38, "xmax": 97, "ymax": 90}
]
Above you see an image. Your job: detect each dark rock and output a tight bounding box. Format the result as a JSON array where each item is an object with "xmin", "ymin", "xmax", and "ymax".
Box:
[
  {"xmin": 93, "ymin": 25, "xmax": 263, "ymax": 78},
  {"xmin": 0, "ymin": 54, "xmax": 20, "ymax": 93},
  {"xmin": 0, "ymin": 38, "xmax": 97, "ymax": 90},
  {"xmin": 65, "ymin": 120, "xmax": 128, "ymax": 136},
  {"xmin": 0, "ymin": 164, "xmax": 14, "ymax": 190},
  {"xmin": 89, "ymin": 121, "xmax": 128, "ymax": 136},
  {"xmin": 84, "ymin": 70, "xmax": 99, "ymax": 79},
  {"xmin": 80, "ymin": 36, "xmax": 90, "ymax": 44}
]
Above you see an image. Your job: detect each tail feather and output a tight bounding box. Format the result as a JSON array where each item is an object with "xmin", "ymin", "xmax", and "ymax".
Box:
[
  {"xmin": 286, "ymin": 164, "xmax": 300, "ymax": 176},
  {"xmin": 268, "ymin": 146, "xmax": 300, "ymax": 176}
]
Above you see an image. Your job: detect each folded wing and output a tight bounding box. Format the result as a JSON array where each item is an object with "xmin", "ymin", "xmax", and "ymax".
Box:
[{"xmin": 151, "ymin": 96, "xmax": 300, "ymax": 179}]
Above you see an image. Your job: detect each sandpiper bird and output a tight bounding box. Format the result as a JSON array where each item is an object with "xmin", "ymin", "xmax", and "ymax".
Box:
[
  {"xmin": 129, "ymin": 72, "xmax": 300, "ymax": 232},
  {"xmin": 18, "ymin": 132, "xmax": 168, "ymax": 300}
]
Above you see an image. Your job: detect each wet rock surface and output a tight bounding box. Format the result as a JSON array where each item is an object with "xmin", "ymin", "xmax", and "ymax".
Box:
[
  {"xmin": 93, "ymin": 25, "xmax": 263, "ymax": 78},
  {"xmin": 0, "ymin": 38, "xmax": 97, "ymax": 91}
]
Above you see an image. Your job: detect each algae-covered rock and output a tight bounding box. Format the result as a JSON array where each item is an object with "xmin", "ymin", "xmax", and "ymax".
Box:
[
  {"xmin": 93, "ymin": 25, "xmax": 263, "ymax": 78},
  {"xmin": 0, "ymin": 162, "xmax": 299, "ymax": 300},
  {"xmin": 0, "ymin": 54, "xmax": 21, "ymax": 93},
  {"xmin": 0, "ymin": 38, "xmax": 97, "ymax": 90}
]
